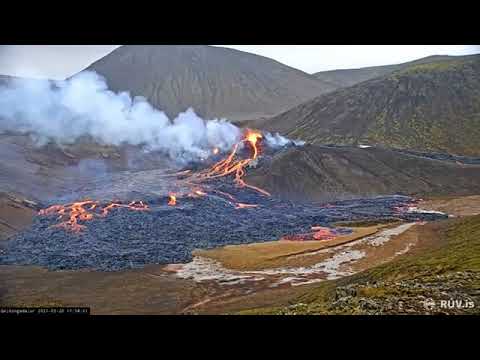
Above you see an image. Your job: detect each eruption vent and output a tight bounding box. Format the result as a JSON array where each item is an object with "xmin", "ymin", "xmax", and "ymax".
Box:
[
  {"xmin": 37, "ymin": 128, "xmax": 274, "ymax": 232},
  {"xmin": 188, "ymin": 129, "xmax": 271, "ymax": 197}
]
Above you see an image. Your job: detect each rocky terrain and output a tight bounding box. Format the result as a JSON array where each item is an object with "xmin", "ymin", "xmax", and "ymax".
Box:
[
  {"xmin": 0, "ymin": 194, "xmax": 444, "ymax": 271},
  {"xmin": 83, "ymin": 45, "xmax": 336, "ymax": 121},
  {"xmin": 257, "ymin": 55, "xmax": 480, "ymax": 156}
]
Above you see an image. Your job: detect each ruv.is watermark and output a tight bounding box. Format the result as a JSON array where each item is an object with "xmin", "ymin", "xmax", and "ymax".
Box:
[{"xmin": 423, "ymin": 298, "xmax": 475, "ymax": 311}]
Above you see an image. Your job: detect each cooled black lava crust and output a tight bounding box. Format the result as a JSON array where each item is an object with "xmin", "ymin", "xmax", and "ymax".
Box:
[{"xmin": 0, "ymin": 187, "xmax": 446, "ymax": 271}]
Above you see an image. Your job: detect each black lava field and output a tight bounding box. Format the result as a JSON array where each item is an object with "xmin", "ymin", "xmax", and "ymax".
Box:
[{"xmin": 0, "ymin": 180, "xmax": 447, "ymax": 271}]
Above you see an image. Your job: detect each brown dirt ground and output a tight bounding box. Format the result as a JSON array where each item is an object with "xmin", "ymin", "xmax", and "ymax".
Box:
[
  {"xmin": 419, "ymin": 195, "xmax": 480, "ymax": 217},
  {"xmin": 0, "ymin": 193, "xmax": 36, "ymax": 241},
  {"xmin": 0, "ymin": 264, "xmax": 211, "ymax": 314}
]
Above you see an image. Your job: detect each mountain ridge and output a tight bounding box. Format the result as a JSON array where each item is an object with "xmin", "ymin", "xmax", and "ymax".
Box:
[
  {"xmin": 313, "ymin": 54, "xmax": 479, "ymax": 90},
  {"xmin": 82, "ymin": 45, "xmax": 336, "ymax": 121},
  {"xmin": 257, "ymin": 54, "xmax": 480, "ymax": 156}
]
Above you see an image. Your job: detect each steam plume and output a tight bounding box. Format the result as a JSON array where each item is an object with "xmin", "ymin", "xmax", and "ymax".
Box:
[{"xmin": 0, "ymin": 70, "xmax": 298, "ymax": 162}]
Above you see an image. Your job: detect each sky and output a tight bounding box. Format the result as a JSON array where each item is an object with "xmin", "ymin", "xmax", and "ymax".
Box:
[
  {"xmin": 222, "ymin": 45, "xmax": 480, "ymax": 73},
  {"xmin": 0, "ymin": 45, "xmax": 479, "ymax": 79}
]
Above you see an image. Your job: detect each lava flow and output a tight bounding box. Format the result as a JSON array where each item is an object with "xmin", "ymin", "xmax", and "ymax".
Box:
[
  {"xmin": 235, "ymin": 203, "xmax": 259, "ymax": 209},
  {"xmin": 282, "ymin": 227, "xmax": 353, "ymax": 241},
  {"xmin": 187, "ymin": 129, "xmax": 271, "ymax": 197},
  {"xmin": 38, "ymin": 128, "xmax": 272, "ymax": 232},
  {"xmin": 38, "ymin": 200, "xmax": 149, "ymax": 232}
]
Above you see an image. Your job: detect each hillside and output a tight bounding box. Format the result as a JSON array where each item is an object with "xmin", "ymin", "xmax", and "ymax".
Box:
[
  {"xmin": 312, "ymin": 55, "xmax": 460, "ymax": 90},
  {"xmin": 83, "ymin": 45, "xmax": 335, "ymax": 121},
  {"xmin": 247, "ymin": 144, "xmax": 480, "ymax": 202},
  {"xmin": 258, "ymin": 55, "xmax": 480, "ymax": 156}
]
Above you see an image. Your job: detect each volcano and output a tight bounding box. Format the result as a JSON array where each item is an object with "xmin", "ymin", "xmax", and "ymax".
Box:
[
  {"xmin": 2, "ymin": 47, "xmax": 480, "ymax": 315},
  {"xmin": 0, "ymin": 130, "xmax": 450, "ymax": 272}
]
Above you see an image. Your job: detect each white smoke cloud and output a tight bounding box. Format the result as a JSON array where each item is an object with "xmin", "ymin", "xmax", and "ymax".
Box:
[
  {"xmin": 264, "ymin": 132, "xmax": 305, "ymax": 148},
  {"xmin": 0, "ymin": 70, "xmax": 304, "ymax": 163},
  {"xmin": 0, "ymin": 71, "xmax": 243, "ymax": 162}
]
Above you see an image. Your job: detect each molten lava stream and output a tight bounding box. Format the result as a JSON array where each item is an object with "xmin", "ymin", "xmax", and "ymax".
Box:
[
  {"xmin": 235, "ymin": 203, "xmax": 259, "ymax": 209},
  {"xmin": 38, "ymin": 200, "xmax": 149, "ymax": 232},
  {"xmin": 39, "ymin": 200, "xmax": 98, "ymax": 233},
  {"xmin": 101, "ymin": 201, "xmax": 149, "ymax": 217},
  {"xmin": 282, "ymin": 227, "xmax": 339, "ymax": 242},
  {"xmin": 164, "ymin": 129, "xmax": 271, "ymax": 209},
  {"xmin": 186, "ymin": 129, "xmax": 271, "ymax": 197}
]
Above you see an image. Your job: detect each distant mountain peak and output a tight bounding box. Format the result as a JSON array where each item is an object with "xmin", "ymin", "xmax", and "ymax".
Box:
[{"xmin": 82, "ymin": 45, "xmax": 336, "ymax": 121}]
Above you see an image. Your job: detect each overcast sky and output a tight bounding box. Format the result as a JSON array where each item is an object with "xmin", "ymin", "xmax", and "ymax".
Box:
[
  {"xmin": 223, "ymin": 45, "xmax": 480, "ymax": 73},
  {"xmin": 0, "ymin": 45, "xmax": 479, "ymax": 79}
]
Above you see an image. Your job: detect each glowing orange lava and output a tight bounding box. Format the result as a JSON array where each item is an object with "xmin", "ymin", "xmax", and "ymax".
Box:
[
  {"xmin": 235, "ymin": 203, "xmax": 259, "ymax": 209},
  {"xmin": 187, "ymin": 129, "xmax": 271, "ymax": 197},
  {"xmin": 101, "ymin": 201, "xmax": 149, "ymax": 217},
  {"xmin": 39, "ymin": 128, "xmax": 271, "ymax": 232},
  {"xmin": 168, "ymin": 194, "xmax": 177, "ymax": 206},
  {"xmin": 282, "ymin": 226, "xmax": 338, "ymax": 241},
  {"xmin": 170, "ymin": 128, "xmax": 271, "ymax": 208},
  {"xmin": 38, "ymin": 200, "xmax": 148, "ymax": 232}
]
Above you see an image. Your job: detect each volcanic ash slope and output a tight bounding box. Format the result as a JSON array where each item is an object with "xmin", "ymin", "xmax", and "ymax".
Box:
[{"xmin": 246, "ymin": 144, "xmax": 480, "ymax": 202}]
